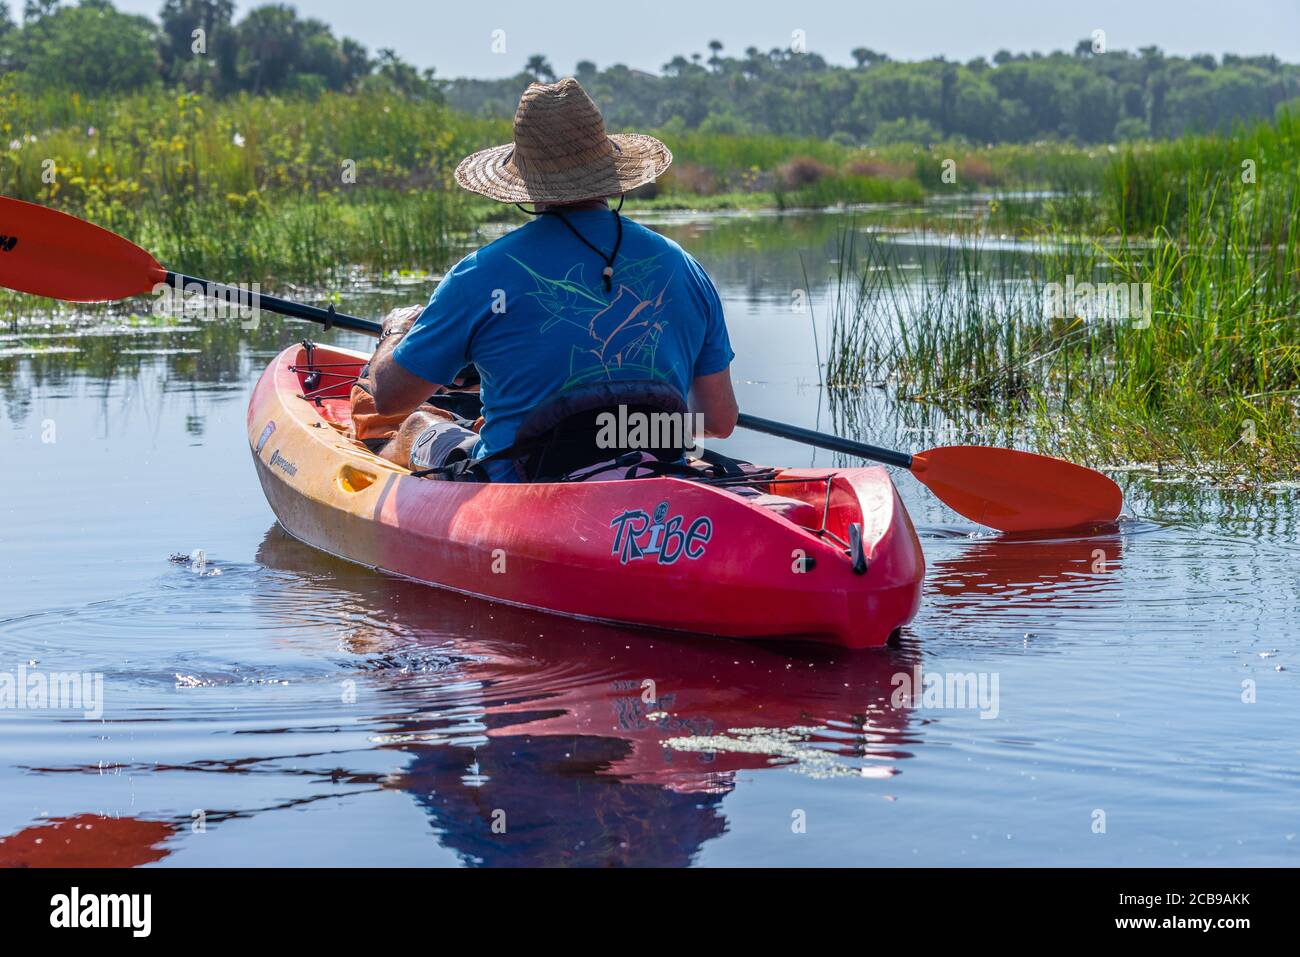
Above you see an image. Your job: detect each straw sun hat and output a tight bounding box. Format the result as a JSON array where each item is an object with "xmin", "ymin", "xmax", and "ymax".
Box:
[{"xmin": 454, "ymin": 77, "xmax": 672, "ymax": 204}]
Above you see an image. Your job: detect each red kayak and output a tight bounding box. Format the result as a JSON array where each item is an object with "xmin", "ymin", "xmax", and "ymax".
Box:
[{"xmin": 247, "ymin": 343, "xmax": 924, "ymax": 648}]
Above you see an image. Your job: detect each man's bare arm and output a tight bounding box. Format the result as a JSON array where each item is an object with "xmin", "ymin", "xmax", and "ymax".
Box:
[
  {"xmin": 369, "ymin": 306, "xmax": 441, "ymax": 416},
  {"xmin": 690, "ymin": 367, "xmax": 739, "ymax": 438}
]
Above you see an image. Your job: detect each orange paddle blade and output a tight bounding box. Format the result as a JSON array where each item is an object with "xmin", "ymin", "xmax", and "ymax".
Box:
[
  {"xmin": 910, "ymin": 445, "xmax": 1123, "ymax": 532},
  {"xmin": 0, "ymin": 196, "xmax": 166, "ymax": 301}
]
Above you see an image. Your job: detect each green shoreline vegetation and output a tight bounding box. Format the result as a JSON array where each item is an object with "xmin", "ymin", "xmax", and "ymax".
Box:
[
  {"xmin": 825, "ymin": 111, "xmax": 1300, "ymax": 482},
  {"xmin": 2, "ymin": 2, "xmax": 1298, "ymax": 480},
  {"xmin": 0, "ymin": 79, "xmax": 1187, "ymax": 279}
]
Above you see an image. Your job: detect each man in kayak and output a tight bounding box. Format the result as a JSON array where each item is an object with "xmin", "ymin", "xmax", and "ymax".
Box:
[{"xmin": 358, "ymin": 77, "xmax": 739, "ymax": 481}]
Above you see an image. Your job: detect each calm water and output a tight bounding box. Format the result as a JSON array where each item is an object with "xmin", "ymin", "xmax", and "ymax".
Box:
[{"xmin": 2, "ymin": 210, "xmax": 1297, "ymax": 867}]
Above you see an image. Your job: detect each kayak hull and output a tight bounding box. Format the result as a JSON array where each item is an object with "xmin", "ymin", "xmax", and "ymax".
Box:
[{"xmin": 248, "ymin": 344, "xmax": 924, "ymax": 648}]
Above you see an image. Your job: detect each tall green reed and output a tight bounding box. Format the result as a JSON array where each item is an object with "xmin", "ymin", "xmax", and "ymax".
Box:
[{"xmin": 825, "ymin": 162, "xmax": 1300, "ymax": 478}]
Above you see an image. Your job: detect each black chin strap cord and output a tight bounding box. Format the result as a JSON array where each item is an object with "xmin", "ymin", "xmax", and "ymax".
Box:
[{"xmin": 517, "ymin": 195, "xmax": 625, "ymax": 292}]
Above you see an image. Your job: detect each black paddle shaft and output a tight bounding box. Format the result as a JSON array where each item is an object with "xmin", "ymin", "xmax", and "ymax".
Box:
[
  {"xmin": 166, "ymin": 272, "xmax": 382, "ymax": 337},
  {"xmin": 736, "ymin": 412, "xmax": 914, "ymax": 470}
]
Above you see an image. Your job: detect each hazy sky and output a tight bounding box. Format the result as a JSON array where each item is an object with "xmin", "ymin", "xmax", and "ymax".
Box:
[{"xmin": 109, "ymin": 0, "xmax": 1300, "ymax": 78}]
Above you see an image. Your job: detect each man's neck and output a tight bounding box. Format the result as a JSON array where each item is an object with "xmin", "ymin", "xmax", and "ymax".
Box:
[{"xmin": 536, "ymin": 199, "xmax": 610, "ymax": 212}]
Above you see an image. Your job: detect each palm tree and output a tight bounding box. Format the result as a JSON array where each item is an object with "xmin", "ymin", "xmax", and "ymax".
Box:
[
  {"xmin": 23, "ymin": 0, "xmax": 58, "ymax": 22},
  {"xmin": 662, "ymin": 55, "xmax": 690, "ymax": 78},
  {"xmin": 851, "ymin": 47, "xmax": 886, "ymax": 68},
  {"xmin": 525, "ymin": 54, "xmax": 556, "ymax": 82},
  {"xmin": 707, "ymin": 39, "xmax": 723, "ymax": 72}
]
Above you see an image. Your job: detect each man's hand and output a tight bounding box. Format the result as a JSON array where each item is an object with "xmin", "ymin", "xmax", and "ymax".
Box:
[
  {"xmin": 369, "ymin": 304, "xmax": 441, "ymax": 416},
  {"xmin": 380, "ymin": 304, "xmax": 423, "ymax": 341}
]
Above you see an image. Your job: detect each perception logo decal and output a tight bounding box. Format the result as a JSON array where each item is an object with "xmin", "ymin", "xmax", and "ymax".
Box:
[
  {"xmin": 610, "ymin": 500, "xmax": 712, "ymax": 566},
  {"xmin": 0, "ymin": 234, "xmax": 18, "ymax": 253},
  {"xmin": 255, "ymin": 420, "xmax": 276, "ymax": 454},
  {"xmin": 269, "ymin": 449, "xmax": 298, "ymax": 477}
]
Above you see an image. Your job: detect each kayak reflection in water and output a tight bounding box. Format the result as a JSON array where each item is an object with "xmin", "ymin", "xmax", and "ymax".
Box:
[
  {"xmin": 256, "ymin": 529, "xmax": 919, "ymax": 866},
  {"xmin": 358, "ymin": 77, "xmax": 740, "ymax": 482},
  {"xmin": 0, "ymin": 815, "xmax": 174, "ymax": 868}
]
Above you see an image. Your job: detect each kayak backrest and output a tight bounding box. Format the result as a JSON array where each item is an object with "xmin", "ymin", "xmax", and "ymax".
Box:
[{"xmin": 508, "ymin": 380, "xmax": 692, "ymax": 481}]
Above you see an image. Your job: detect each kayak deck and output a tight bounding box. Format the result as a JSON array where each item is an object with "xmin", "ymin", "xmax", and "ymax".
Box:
[{"xmin": 247, "ymin": 343, "xmax": 925, "ymax": 648}]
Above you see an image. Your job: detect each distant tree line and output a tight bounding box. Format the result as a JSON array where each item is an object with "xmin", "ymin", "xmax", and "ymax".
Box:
[
  {"xmin": 0, "ymin": 0, "xmax": 440, "ymax": 98},
  {"xmin": 449, "ymin": 43, "xmax": 1300, "ymax": 145},
  {"xmin": 2, "ymin": 2, "xmax": 1298, "ymax": 144}
]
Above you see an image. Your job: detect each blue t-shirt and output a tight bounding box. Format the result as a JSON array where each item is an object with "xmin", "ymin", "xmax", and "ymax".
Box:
[{"xmin": 392, "ymin": 210, "xmax": 735, "ymax": 480}]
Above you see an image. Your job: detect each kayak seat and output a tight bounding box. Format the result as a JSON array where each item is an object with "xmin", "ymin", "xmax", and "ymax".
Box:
[
  {"xmin": 477, "ymin": 380, "xmax": 693, "ymax": 482},
  {"xmin": 424, "ymin": 390, "xmax": 484, "ymax": 421},
  {"xmin": 423, "ymin": 363, "xmax": 484, "ymax": 421}
]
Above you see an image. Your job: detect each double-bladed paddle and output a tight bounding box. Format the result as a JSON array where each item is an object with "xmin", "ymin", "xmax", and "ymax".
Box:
[{"xmin": 0, "ymin": 196, "xmax": 1123, "ymax": 531}]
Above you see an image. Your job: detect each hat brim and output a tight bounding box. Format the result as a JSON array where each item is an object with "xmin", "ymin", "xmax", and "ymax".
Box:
[{"xmin": 454, "ymin": 133, "xmax": 672, "ymax": 204}]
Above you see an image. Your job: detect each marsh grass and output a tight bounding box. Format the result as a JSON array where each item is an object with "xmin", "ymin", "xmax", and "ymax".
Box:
[
  {"xmin": 134, "ymin": 190, "xmax": 476, "ymax": 284},
  {"xmin": 825, "ymin": 151, "xmax": 1300, "ymax": 479},
  {"xmin": 775, "ymin": 174, "xmax": 924, "ymax": 209},
  {"xmin": 1103, "ymin": 105, "xmax": 1300, "ymax": 234},
  {"xmin": 0, "ymin": 84, "xmax": 504, "ymax": 282},
  {"xmin": 1, "ymin": 80, "xmax": 1147, "ymax": 283},
  {"xmin": 646, "ymin": 124, "xmax": 1114, "ymax": 200},
  {"xmin": 824, "ymin": 225, "xmax": 1080, "ymax": 402}
]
